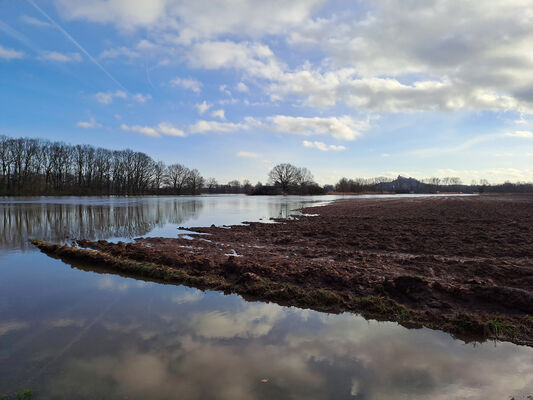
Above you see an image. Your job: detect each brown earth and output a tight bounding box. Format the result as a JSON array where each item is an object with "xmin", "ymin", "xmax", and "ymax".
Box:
[{"xmin": 31, "ymin": 194, "xmax": 533, "ymax": 346}]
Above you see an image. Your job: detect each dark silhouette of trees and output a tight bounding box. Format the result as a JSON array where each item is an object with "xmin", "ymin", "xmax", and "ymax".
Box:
[
  {"xmin": 166, "ymin": 163, "xmax": 191, "ymax": 194},
  {"xmin": 334, "ymin": 175, "xmax": 533, "ymax": 194},
  {"xmin": 0, "ymin": 135, "xmax": 206, "ymax": 195},
  {"xmin": 260, "ymin": 163, "xmax": 323, "ymax": 195},
  {"xmin": 268, "ymin": 163, "xmax": 301, "ymax": 190},
  {"xmin": 3, "ymin": 134, "xmax": 532, "ymax": 197}
]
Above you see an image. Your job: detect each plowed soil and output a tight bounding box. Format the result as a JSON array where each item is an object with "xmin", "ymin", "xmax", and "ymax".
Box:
[{"xmin": 33, "ymin": 195, "xmax": 533, "ymax": 345}]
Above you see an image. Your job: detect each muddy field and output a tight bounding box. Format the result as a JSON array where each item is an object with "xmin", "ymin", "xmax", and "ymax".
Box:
[{"xmin": 32, "ymin": 195, "xmax": 533, "ymax": 345}]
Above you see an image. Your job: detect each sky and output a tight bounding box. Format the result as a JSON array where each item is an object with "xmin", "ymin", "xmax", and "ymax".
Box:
[{"xmin": 1, "ymin": 0, "xmax": 533, "ymax": 185}]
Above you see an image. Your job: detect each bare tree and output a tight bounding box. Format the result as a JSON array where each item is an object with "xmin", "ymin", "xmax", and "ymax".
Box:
[
  {"xmin": 166, "ymin": 163, "xmax": 191, "ymax": 194},
  {"xmin": 296, "ymin": 167, "xmax": 314, "ymax": 185},
  {"xmin": 205, "ymin": 177, "xmax": 218, "ymax": 193},
  {"xmin": 187, "ymin": 169, "xmax": 204, "ymax": 194},
  {"xmin": 0, "ymin": 135, "xmax": 205, "ymax": 196},
  {"xmin": 152, "ymin": 161, "xmax": 166, "ymax": 190},
  {"xmin": 268, "ymin": 163, "xmax": 301, "ymax": 190}
]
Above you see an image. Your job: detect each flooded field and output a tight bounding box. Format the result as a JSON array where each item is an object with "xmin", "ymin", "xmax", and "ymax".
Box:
[{"xmin": 0, "ymin": 195, "xmax": 532, "ymax": 399}]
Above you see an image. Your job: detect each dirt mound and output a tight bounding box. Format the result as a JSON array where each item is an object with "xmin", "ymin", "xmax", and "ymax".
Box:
[{"xmin": 32, "ymin": 194, "xmax": 533, "ymax": 346}]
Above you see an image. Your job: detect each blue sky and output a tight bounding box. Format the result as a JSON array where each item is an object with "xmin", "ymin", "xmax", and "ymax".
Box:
[{"xmin": 1, "ymin": 0, "xmax": 533, "ymax": 184}]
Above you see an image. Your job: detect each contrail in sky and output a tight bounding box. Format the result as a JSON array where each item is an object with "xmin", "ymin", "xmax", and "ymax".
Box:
[{"xmin": 26, "ymin": 0, "xmax": 128, "ymax": 92}]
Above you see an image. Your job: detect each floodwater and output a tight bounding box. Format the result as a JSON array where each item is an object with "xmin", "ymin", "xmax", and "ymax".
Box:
[{"xmin": 0, "ymin": 195, "xmax": 531, "ymax": 399}]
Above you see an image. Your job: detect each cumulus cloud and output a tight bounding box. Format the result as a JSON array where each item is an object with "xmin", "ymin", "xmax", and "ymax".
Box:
[
  {"xmin": 0, "ymin": 44, "xmax": 24, "ymax": 60},
  {"xmin": 185, "ymin": 114, "xmax": 369, "ymax": 140},
  {"xmin": 195, "ymin": 101, "xmax": 212, "ymax": 115},
  {"xmin": 303, "ymin": 140, "xmax": 346, "ymax": 151},
  {"xmin": 41, "ymin": 51, "xmax": 82, "ymax": 62},
  {"xmin": 210, "ymin": 109, "xmax": 225, "ymax": 120},
  {"xmin": 121, "ymin": 123, "xmax": 159, "ymax": 137},
  {"xmin": 267, "ymin": 115, "xmax": 369, "ymax": 140},
  {"xmin": 55, "ymin": 0, "xmax": 323, "ymax": 42},
  {"xmin": 76, "ymin": 117, "xmax": 102, "ymax": 129},
  {"xmin": 505, "ymin": 130, "xmax": 533, "ymax": 138},
  {"xmin": 132, "ymin": 93, "xmax": 152, "ymax": 103},
  {"xmin": 121, "ymin": 122, "xmax": 186, "ymax": 138},
  {"xmin": 189, "ymin": 120, "xmax": 248, "ymax": 134},
  {"xmin": 170, "ymin": 77, "xmax": 202, "ymax": 93},
  {"xmin": 52, "ymin": 1, "xmax": 533, "ymax": 114},
  {"xmin": 236, "ymin": 151, "xmax": 258, "ymax": 159},
  {"xmin": 171, "ymin": 288, "xmax": 204, "ymax": 304},
  {"xmin": 188, "ymin": 303, "xmax": 284, "ymax": 339},
  {"xmin": 136, "ymin": 39, "xmax": 159, "ymax": 51},
  {"xmin": 188, "ymin": 41, "xmax": 284, "ymax": 81},
  {"xmin": 95, "ymin": 90, "xmax": 150, "ymax": 104},
  {"xmin": 157, "ymin": 122, "xmax": 186, "ymax": 137},
  {"xmin": 236, "ymin": 82, "xmax": 249, "ymax": 92},
  {"xmin": 219, "ymin": 85, "xmax": 231, "ymax": 96},
  {"xmin": 95, "ymin": 90, "xmax": 127, "ymax": 104},
  {"xmin": 283, "ymin": 1, "xmax": 533, "ymax": 113}
]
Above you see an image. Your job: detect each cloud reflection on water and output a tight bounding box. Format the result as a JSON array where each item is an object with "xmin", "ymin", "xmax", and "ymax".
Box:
[{"xmin": 4, "ymin": 283, "xmax": 526, "ymax": 400}]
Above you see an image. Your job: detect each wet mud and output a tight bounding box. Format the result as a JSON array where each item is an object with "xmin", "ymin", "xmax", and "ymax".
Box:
[{"xmin": 31, "ymin": 195, "xmax": 533, "ymax": 346}]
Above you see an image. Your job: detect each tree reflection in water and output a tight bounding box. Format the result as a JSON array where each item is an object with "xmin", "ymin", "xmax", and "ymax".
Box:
[{"xmin": 0, "ymin": 198, "xmax": 203, "ymax": 250}]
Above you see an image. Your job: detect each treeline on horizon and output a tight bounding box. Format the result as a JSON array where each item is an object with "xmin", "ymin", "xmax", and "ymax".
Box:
[{"xmin": 1, "ymin": 135, "xmax": 532, "ymax": 196}]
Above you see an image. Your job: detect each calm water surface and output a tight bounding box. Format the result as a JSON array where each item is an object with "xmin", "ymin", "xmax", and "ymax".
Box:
[{"xmin": 0, "ymin": 195, "xmax": 531, "ymax": 399}]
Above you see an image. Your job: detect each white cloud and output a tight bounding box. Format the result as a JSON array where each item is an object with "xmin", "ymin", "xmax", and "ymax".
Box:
[
  {"xmin": 505, "ymin": 130, "xmax": 533, "ymax": 138},
  {"xmin": 236, "ymin": 82, "xmax": 249, "ymax": 92},
  {"xmin": 76, "ymin": 117, "xmax": 102, "ymax": 129},
  {"xmin": 53, "ymin": 1, "xmax": 533, "ymax": 114},
  {"xmin": 121, "ymin": 122, "xmax": 187, "ymax": 138},
  {"xmin": 188, "ymin": 303, "xmax": 284, "ymax": 339},
  {"xmin": 95, "ymin": 90, "xmax": 127, "ymax": 104},
  {"xmin": 303, "ymin": 140, "xmax": 346, "ymax": 151},
  {"xmin": 170, "ymin": 77, "xmax": 202, "ymax": 93},
  {"xmin": 99, "ymin": 46, "xmax": 140, "ymax": 59},
  {"xmin": 267, "ymin": 115, "xmax": 369, "ymax": 141},
  {"xmin": 183, "ymin": 114, "xmax": 369, "ymax": 140},
  {"xmin": 283, "ymin": 1, "xmax": 533, "ymax": 113},
  {"xmin": 121, "ymin": 123, "xmax": 159, "ymax": 137},
  {"xmin": 136, "ymin": 39, "xmax": 159, "ymax": 51},
  {"xmin": 132, "ymin": 93, "xmax": 152, "ymax": 103},
  {"xmin": 20, "ymin": 15, "xmax": 52, "ymax": 28},
  {"xmin": 195, "ymin": 101, "xmax": 212, "ymax": 115},
  {"xmin": 0, "ymin": 44, "xmax": 24, "ymax": 60},
  {"xmin": 171, "ymin": 288, "xmax": 204, "ymax": 304},
  {"xmin": 41, "ymin": 51, "xmax": 82, "ymax": 63},
  {"xmin": 189, "ymin": 120, "xmax": 248, "ymax": 134},
  {"xmin": 188, "ymin": 41, "xmax": 284, "ymax": 81},
  {"xmin": 434, "ymin": 167, "xmax": 533, "ymax": 184},
  {"xmin": 56, "ymin": 0, "xmax": 323, "ymax": 42},
  {"xmin": 237, "ymin": 151, "xmax": 258, "ymax": 159},
  {"xmin": 95, "ymin": 90, "xmax": 150, "ymax": 104},
  {"xmin": 157, "ymin": 122, "xmax": 186, "ymax": 137},
  {"xmin": 211, "ymin": 109, "xmax": 225, "ymax": 120}
]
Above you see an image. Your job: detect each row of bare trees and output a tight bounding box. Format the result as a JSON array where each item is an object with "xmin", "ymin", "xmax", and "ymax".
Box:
[
  {"xmin": 0, "ymin": 135, "xmax": 204, "ymax": 195},
  {"xmin": 335, "ymin": 175, "xmax": 533, "ymax": 194}
]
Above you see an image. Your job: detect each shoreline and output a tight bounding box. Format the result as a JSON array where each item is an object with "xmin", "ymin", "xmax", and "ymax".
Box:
[{"xmin": 31, "ymin": 194, "xmax": 533, "ymax": 346}]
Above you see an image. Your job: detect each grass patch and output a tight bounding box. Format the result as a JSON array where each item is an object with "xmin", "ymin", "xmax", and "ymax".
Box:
[
  {"xmin": 487, "ymin": 318, "xmax": 517, "ymax": 338},
  {"xmin": 0, "ymin": 390, "xmax": 33, "ymax": 400}
]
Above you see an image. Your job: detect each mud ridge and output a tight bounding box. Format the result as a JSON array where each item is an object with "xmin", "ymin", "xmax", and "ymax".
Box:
[{"xmin": 31, "ymin": 194, "xmax": 533, "ymax": 346}]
